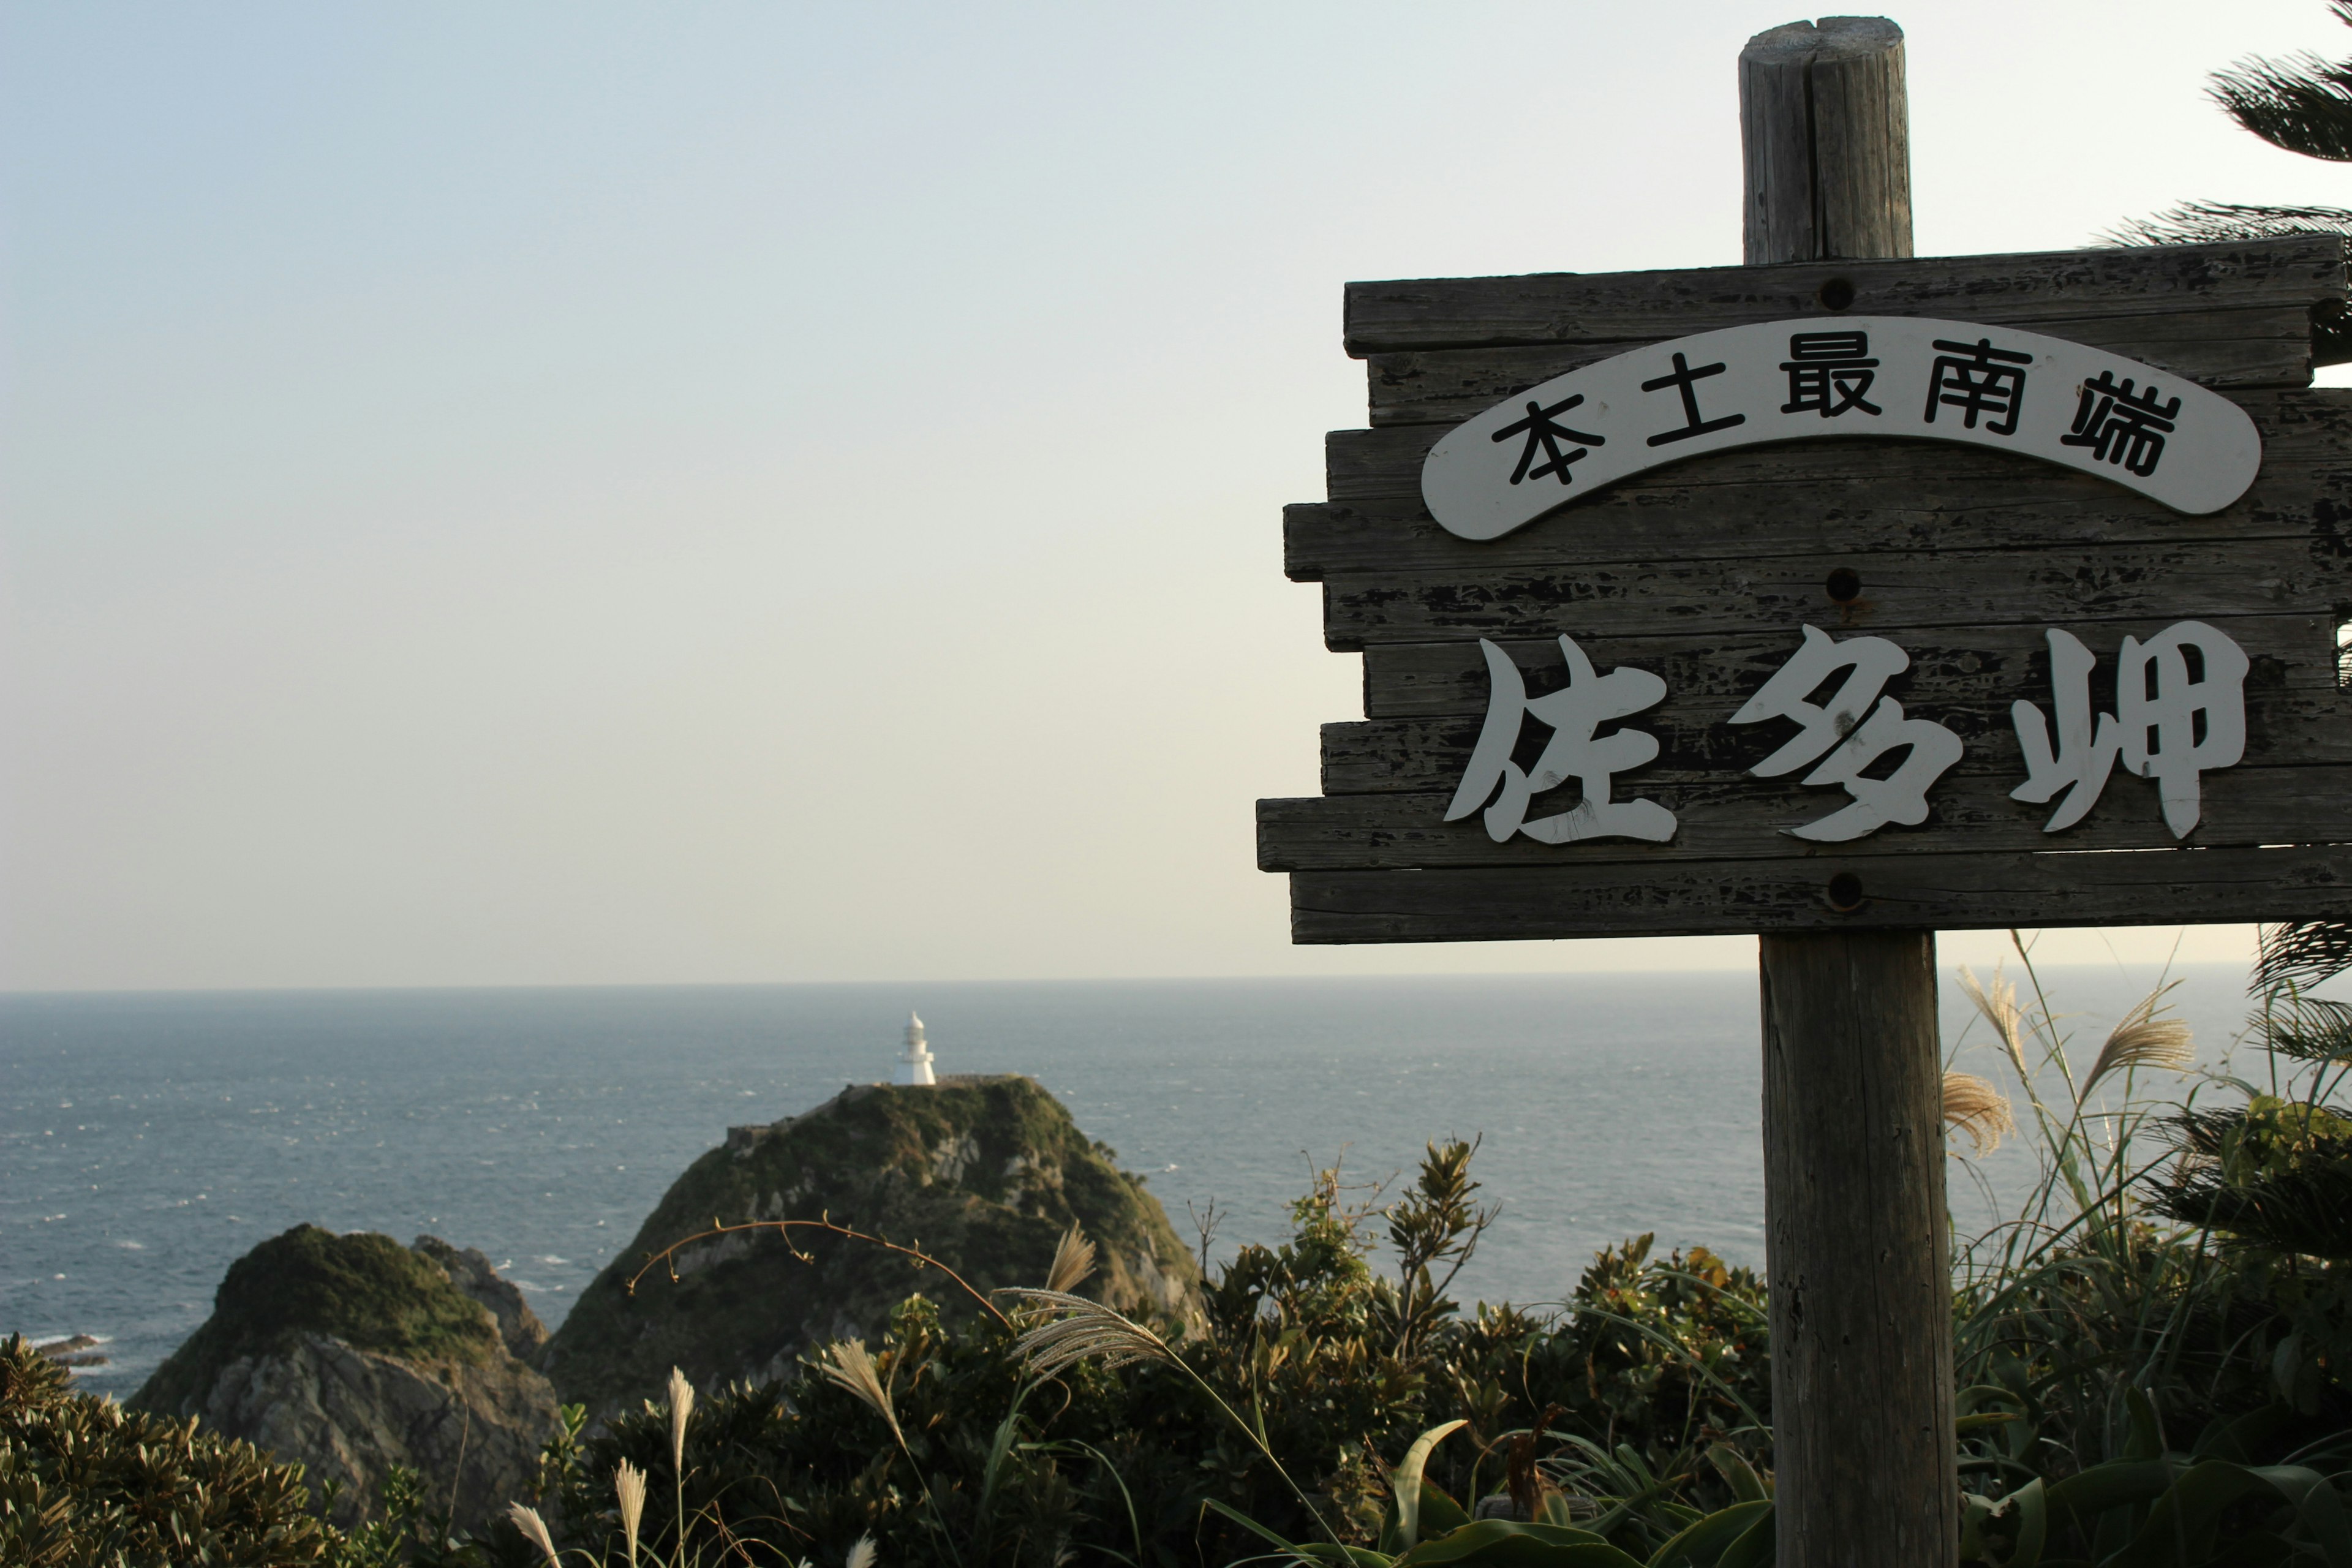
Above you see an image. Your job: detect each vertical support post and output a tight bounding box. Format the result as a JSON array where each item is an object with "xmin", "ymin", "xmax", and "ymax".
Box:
[{"xmin": 1740, "ymin": 18, "xmax": 1957, "ymax": 1568}]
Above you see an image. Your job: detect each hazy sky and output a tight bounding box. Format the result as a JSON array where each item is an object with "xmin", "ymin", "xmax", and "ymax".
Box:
[{"xmin": 4, "ymin": 2, "xmax": 2347, "ymax": 990}]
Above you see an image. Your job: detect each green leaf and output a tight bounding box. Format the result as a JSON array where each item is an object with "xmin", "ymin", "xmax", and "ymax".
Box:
[
  {"xmin": 1704, "ymin": 1447, "xmax": 1767, "ymax": 1506},
  {"xmin": 1994, "ymin": 1476, "xmax": 2045, "ymax": 1568},
  {"xmin": 1714, "ymin": 1507, "xmax": 1774, "ymax": 1568},
  {"xmin": 1202, "ymin": 1498, "xmax": 1390, "ymax": 1567},
  {"xmin": 1957, "ymin": 1412, "xmax": 2027, "ymax": 1434},
  {"xmin": 2045, "ymin": 1457, "xmax": 2176, "ymax": 1526},
  {"xmin": 1645, "ymin": 1499, "xmax": 1771, "ymax": 1567},
  {"xmin": 1392, "ymin": 1420, "xmax": 1469, "ymax": 1551},
  {"xmin": 1393, "ymin": 1518, "xmax": 1634, "ymax": 1567}
]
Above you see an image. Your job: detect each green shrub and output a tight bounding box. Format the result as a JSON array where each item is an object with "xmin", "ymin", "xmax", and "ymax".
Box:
[{"xmin": 1, "ymin": 1332, "xmax": 341, "ymax": 1567}]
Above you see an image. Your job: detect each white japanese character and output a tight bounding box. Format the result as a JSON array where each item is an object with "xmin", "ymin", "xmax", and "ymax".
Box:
[
  {"xmin": 1730, "ymin": 624, "xmax": 1964, "ymax": 842},
  {"xmin": 2011, "ymin": 621, "xmax": 2247, "ymax": 837},
  {"xmin": 1446, "ymin": 636, "xmax": 1677, "ymax": 845}
]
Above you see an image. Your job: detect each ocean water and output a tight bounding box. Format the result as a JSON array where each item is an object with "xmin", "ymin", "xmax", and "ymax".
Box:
[{"xmin": 0, "ymin": 963, "xmax": 2271, "ymax": 1398}]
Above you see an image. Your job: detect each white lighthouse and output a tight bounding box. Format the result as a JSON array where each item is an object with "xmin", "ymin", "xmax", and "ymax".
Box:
[{"xmin": 893, "ymin": 1011, "xmax": 937, "ymax": 1086}]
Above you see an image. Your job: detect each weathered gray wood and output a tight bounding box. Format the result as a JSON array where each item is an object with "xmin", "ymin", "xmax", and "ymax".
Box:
[
  {"xmin": 1365, "ymin": 303, "xmax": 2318, "ymax": 424},
  {"xmin": 1741, "ymin": 18, "xmax": 1912, "ymax": 264},
  {"xmin": 1742, "ymin": 26, "xmax": 1954, "ymax": 1568},
  {"xmin": 1287, "ymin": 842, "xmax": 2352, "ymax": 941},
  {"xmin": 1323, "ymin": 690, "xmax": 2351, "ymax": 800},
  {"xmin": 1341, "ymin": 234, "xmax": 2345, "ymax": 357},
  {"xmin": 1318, "ymin": 534, "xmax": 2346, "ymax": 652},
  {"xmin": 1259, "ymin": 763, "xmax": 2352, "ymax": 870},
  {"xmin": 1759, "ymin": 930, "xmax": 1953, "ymax": 1568},
  {"xmin": 1740, "ymin": 21, "xmax": 1822, "ymax": 266},
  {"xmin": 1353, "ymin": 614, "xmax": 2340, "ymax": 719},
  {"xmin": 1298, "ymin": 387, "xmax": 2352, "ymax": 583}
]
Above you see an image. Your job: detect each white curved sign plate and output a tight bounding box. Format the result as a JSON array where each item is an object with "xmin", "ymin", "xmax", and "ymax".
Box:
[{"xmin": 1420, "ymin": 317, "xmax": 2263, "ymax": 541}]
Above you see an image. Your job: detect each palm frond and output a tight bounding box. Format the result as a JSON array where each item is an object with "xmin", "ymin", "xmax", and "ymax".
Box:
[
  {"xmin": 2256, "ymin": 919, "xmax": 2352, "ymax": 992},
  {"xmin": 2211, "ymin": 2, "xmax": 2352, "ymax": 160}
]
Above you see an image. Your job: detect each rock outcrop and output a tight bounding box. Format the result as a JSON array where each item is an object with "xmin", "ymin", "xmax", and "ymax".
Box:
[
  {"xmin": 132, "ymin": 1224, "xmax": 560, "ymax": 1532},
  {"xmin": 541, "ymin": 1075, "xmax": 1201, "ymax": 1417}
]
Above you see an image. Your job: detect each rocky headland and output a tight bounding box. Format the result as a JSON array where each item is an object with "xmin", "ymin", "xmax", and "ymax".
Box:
[
  {"xmin": 111, "ymin": 1072, "xmax": 1200, "ymax": 1526},
  {"xmin": 541, "ymin": 1073, "xmax": 1201, "ymax": 1416},
  {"xmin": 131, "ymin": 1225, "xmax": 560, "ymax": 1532}
]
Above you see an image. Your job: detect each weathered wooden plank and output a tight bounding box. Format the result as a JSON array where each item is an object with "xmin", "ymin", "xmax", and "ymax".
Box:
[
  {"xmin": 1295, "ymin": 388, "xmax": 2352, "ymax": 581},
  {"xmin": 1365, "ymin": 303, "xmax": 2320, "ymax": 425},
  {"xmin": 1260, "ymin": 763, "xmax": 2352, "ymax": 871},
  {"xmin": 1342, "ymin": 235, "xmax": 2347, "ymax": 357},
  {"xmin": 1352, "ymin": 614, "xmax": 2340, "ymax": 719},
  {"xmin": 1323, "ymin": 685, "xmax": 2352, "ymax": 795},
  {"xmin": 1319, "ymin": 535, "xmax": 2346, "ymax": 652},
  {"xmin": 1286, "ymin": 842, "xmax": 2352, "ymax": 942}
]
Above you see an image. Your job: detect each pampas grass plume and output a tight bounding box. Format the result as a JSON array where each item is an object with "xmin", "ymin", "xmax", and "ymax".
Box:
[
  {"xmin": 507, "ymin": 1502, "xmax": 561, "ymax": 1566},
  {"xmin": 845, "ymin": 1536, "xmax": 878, "ymax": 1568},
  {"xmin": 1045, "ymin": 1222, "xmax": 1098, "ymax": 1294},
  {"xmin": 2081, "ymin": 986, "xmax": 2193, "ymax": 1101},
  {"xmin": 1000, "ymin": 1287, "xmax": 1173, "ymax": 1378},
  {"xmin": 1958, "ymin": 966, "xmax": 2030, "ymax": 1080},
  {"xmin": 1942, "ymin": 1071, "xmax": 2018, "ymax": 1156},
  {"xmin": 823, "ymin": 1340, "xmax": 905, "ymax": 1446},
  {"xmin": 665, "ymin": 1366, "xmax": 694, "ymax": 1472},
  {"xmin": 614, "ymin": 1458, "xmax": 646, "ymax": 1567}
]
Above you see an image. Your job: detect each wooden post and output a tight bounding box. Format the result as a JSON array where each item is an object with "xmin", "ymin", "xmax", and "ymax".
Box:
[{"xmin": 1740, "ymin": 19, "xmax": 1958, "ymax": 1568}]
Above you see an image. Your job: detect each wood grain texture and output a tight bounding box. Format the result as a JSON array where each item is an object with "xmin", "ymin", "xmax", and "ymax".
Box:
[
  {"xmin": 1807, "ymin": 20, "xmax": 1913, "ymax": 263},
  {"xmin": 1738, "ymin": 21, "xmax": 1823, "ymax": 266},
  {"xmin": 1341, "ymin": 235, "xmax": 2346, "ymax": 358},
  {"xmin": 1758, "ymin": 930, "xmax": 1954, "ymax": 1568},
  {"xmin": 1258, "ymin": 763, "xmax": 2352, "ymax": 870},
  {"xmin": 1317, "ymin": 534, "xmax": 2347, "ymax": 652},
  {"xmin": 1744, "ymin": 30, "xmax": 1953, "ymax": 1568},
  {"xmin": 1364, "ymin": 303, "xmax": 2318, "ymax": 425},
  {"xmin": 1321, "ymin": 687, "xmax": 2352, "ymax": 796},
  {"xmin": 1286, "ymin": 842, "xmax": 2352, "ymax": 941},
  {"xmin": 1352, "ymin": 614, "xmax": 2339, "ymax": 720},
  {"xmin": 1297, "ymin": 387, "xmax": 2352, "ymax": 582}
]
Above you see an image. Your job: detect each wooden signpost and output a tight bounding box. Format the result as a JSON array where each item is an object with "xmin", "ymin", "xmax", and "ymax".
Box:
[{"xmin": 1256, "ymin": 16, "xmax": 2352, "ymax": 1566}]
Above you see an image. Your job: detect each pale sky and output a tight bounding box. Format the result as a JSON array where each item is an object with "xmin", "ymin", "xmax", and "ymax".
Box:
[{"xmin": 4, "ymin": 1, "xmax": 2346, "ymax": 991}]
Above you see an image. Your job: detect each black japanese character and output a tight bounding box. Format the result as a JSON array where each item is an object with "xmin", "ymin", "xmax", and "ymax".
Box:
[
  {"xmin": 1780, "ymin": 331, "xmax": 1882, "ymax": 417},
  {"xmin": 2059, "ymin": 371, "xmax": 2180, "ymax": 477},
  {"xmin": 1642, "ymin": 352, "xmax": 1747, "ymax": 447},
  {"xmin": 1492, "ymin": 393, "xmax": 1607, "ymax": 486},
  {"xmin": 1924, "ymin": 337, "xmax": 2033, "ymax": 435}
]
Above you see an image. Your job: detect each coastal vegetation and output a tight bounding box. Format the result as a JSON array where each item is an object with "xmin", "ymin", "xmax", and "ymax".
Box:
[
  {"xmin": 12, "ymin": 930, "xmax": 2352, "ymax": 1566},
  {"xmin": 441, "ymin": 931, "xmax": 2352, "ymax": 1565}
]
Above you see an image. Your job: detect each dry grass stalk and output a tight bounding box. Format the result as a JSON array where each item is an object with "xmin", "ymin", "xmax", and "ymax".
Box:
[
  {"xmin": 665, "ymin": 1366, "xmax": 695, "ymax": 1472},
  {"xmin": 822, "ymin": 1339, "xmax": 905, "ymax": 1446},
  {"xmin": 1943, "ymin": 1071, "xmax": 2018, "ymax": 1156},
  {"xmin": 614, "ymin": 1458, "xmax": 646, "ymax": 1566},
  {"xmin": 1958, "ymin": 965, "xmax": 2030, "ymax": 1080},
  {"xmin": 1045, "ymin": 1222, "xmax": 1098, "ymax": 1294},
  {"xmin": 845, "ymin": 1536, "xmax": 878, "ymax": 1568},
  {"xmin": 1000, "ymin": 1287, "xmax": 1174, "ymax": 1379},
  {"xmin": 2080, "ymin": 986, "xmax": 2193, "ymax": 1102},
  {"xmin": 507, "ymin": 1502, "xmax": 561, "ymax": 1566}
]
